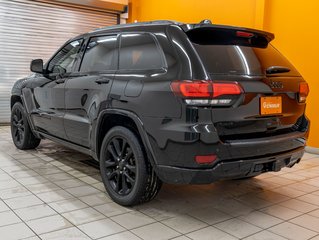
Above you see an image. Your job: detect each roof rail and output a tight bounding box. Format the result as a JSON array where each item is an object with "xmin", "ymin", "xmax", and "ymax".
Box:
[{"xmin": 91, "ymin": 20, "xmax": 182, "ymax": 33}]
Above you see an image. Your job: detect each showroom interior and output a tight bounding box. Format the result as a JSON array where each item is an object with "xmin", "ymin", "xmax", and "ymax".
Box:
[{"xmin": 0, "ymin": 0, "xmax": 319, "ymax": 239}]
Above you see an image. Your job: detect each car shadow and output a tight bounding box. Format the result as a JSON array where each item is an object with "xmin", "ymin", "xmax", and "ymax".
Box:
[{"xmin": 29, "ymin": 139, "xmax": 294, "ymax": 219}]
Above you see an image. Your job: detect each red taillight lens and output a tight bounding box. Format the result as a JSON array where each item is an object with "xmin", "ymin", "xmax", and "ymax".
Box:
[
  {"xmin": 171, "ymin": 80, "xmax": 211, "ymax": 98},
  {"xmin": 236, "ymin": 31, "xmax": 255, "ymax": 38},
  {"xmin": 299, "ymin": 82, "xmax": 309, "ymax": 103},
  {"xmin": 212, "ymin": 83, "xmax": 242, "ymax": 98},
  {"xmin": 171, "ymin": 80, "xmax": 242, "ymax": 99},
  {"xmin": 195, "ymin": 154, "xmax": 217, "ymax": 164}
]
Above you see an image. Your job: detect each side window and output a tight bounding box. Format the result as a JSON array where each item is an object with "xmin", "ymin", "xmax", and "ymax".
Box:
[
  {"xmin": 119, "ymin": 33, "xmax": 164, "ymax": 70},
  {"xmin": 80, "ymin": 35, "xmax": 118, "ymax": 72},
  {"xmin": 48, "ymin": 39, "xmax": 83, "ymax": 74}
]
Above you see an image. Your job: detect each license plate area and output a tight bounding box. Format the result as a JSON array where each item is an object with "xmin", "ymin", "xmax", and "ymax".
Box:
[{"xmin": 260, "ymin": 96, "xmax": 282, "ymax": 115}]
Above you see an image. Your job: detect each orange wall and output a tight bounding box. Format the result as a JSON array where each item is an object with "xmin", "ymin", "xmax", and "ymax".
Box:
[
  {"xmin": 263, "ymin": 1, "xmax": 319, "ymax": 147},
  {"xmin": 128, "ymin": 0, "xmax": 263, "ymax": 29},
  {"xmin": 128, "ymin": 0, "xmax": 319, "ymax": 147}
]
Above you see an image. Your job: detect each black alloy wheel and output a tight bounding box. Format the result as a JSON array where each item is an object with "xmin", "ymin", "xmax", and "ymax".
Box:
[
  {"xmin": 11, "ymin": 102, "xmax": 41, "ymax": 150},
  {"xmin": 100, "ymin": 126, "xmax": 162, "ymax": 206},
  {"xmin": 12, "ymin": 106, "xmax": 25, "ymax": 145},
  {"xmin": 104, "ymin": 136, "xmax": 136, "ymax": 195}
]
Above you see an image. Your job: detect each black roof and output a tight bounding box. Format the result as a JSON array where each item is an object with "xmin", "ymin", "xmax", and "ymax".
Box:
[
  {"xmin": 90, "ymin": 20, "xmax": 182, "ymax": 33},
  {"xmin": 71, "ymin": 20, "xmax": 274, "ymax": 43}
]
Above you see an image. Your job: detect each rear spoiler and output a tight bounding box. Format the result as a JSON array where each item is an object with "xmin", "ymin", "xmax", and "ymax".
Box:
[{"xmin": 181, "ymin": 24, "xmax": 275, "ymax": 48}]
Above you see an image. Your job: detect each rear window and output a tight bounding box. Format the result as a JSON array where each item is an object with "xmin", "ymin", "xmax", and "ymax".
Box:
[
  {"xmin": 192, "ymin": 44, "xmax": 298, "ymax": 76},
  {"xmin": 188, "ymin": 27, "xmax": 299, "ymax": 76}
]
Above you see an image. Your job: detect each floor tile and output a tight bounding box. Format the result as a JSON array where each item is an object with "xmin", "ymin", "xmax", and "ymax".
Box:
[
  {"xmin": 290, "ymin": 214, "xmax": 319, "ymax": 232},
  {"xmin": 0, "ymin": 210, "xmax": 21, "ymax": 226},
  {"xmin": 187, "ymin": 226, "xmax": 237, "ymax": 240},
  {"xmin": 54, "ymin": 178, "xmax": 86, "ymax": 189},
  {"xmin": 62, "ymin": 207, "xmax": 105, "ymax": 225},
  {"xmin": 40, "ymin": 227, "xmax": 91, "ymax": 240},
  {"xmin": 243, "ymin": 230, "xmax": 287, "ymax": 240},
  {"xmin": 239, "ymin": 211, "xmax": 283, "ymax": 228},
  {"xmin": 78, "ymin": 218, "xmax": 125, "ymax": 239},
  {"xmin": 45, "ymin": 172, "xmax": 74, "ymax": 182},
  {"xmin": 0, "ymin": 185, "xmax": 32, "ymax": 199},
  {"xmin": 214, "ymin": 218, "xmax": 262, "ymax": 239},
  {"xmin": 261, "ymin": 204, "xmax": 303, "ymax": 220},
  {"xmin": 49, "ymin": 198, "xmax": 88, "ymax": 213},
  {"xmin": 4, "ymin": 195, "xmax": 43, "ymax": 209},
  {"xmin": 111, "ymin": 211, "xmax": 155, "ymax": 229},
  {"xmin": 279, "ymin": 198, "xmax": 318, "ymax": 213},
  {"xmin": 26, "ymin": 182, "xmax": 61, "ymax": 194},
  {"xmin": 99, "ymin": 231, "xmax": 141, "ymax": 240},
  {"xmin": 26, "ymin": 214, "xmax": 73, "ymax": 235},
  {"xmin": 15, "ymin": 204, "xmax": 56, "ymax": 221},
  {"xmin": 0, "ymin": 222, "xmax": 35, "ymax": 240},
  {"xmin": 297, "ymin": 194, "xmax": 319, "ymax": 206},
  {"xmin": 18, "ymin": 175, "xmax": 50, "ymax": 186},
  {"xmin": 161, "ymin": 214, "xmax": 207, "ymax": 234},
  {"xmin": 170, "ymin": 236, "xmax": 192, "ymax": 240},
  {"xmin": 0, "ymin": 179, "xmax": 22, "ymax": 190},
  {"xmin": 79, "ymin": 192, "xmax": 113, "ymax": 206},
  {"xmin": 0, "ymin": 200, "xmax": 9, "ymax": 212},
  {"xmin": 187, "ymin": 207, "xmax": 233, "ymax": 225},
  {"xmin": 269, "ymin": 222, "xmax": 317, "ymax": 240},
  {"xmin": 94, "ymin": 202, "xmax": 132, "ymax": 217},
  {"xmin": 132, "ymin": 222, "xmax": 180, "ymax": 240},
  {"xmin": 66, "ymin": 185, "xmax": 101, "ymax": 197},
  {"xmin": 37, "ymin": 189, "xmax": 73, "ymax": 203}
]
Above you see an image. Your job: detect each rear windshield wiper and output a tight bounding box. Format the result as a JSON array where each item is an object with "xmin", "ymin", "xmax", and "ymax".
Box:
[{"xmin": 266, "ymin": 66, "xmax": 290, "ymax": 74}]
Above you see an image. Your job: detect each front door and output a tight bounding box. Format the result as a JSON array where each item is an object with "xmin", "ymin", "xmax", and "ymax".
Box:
[{"xmin": 32, "ymin": 39, "xmax": 83, "ymax": 139}]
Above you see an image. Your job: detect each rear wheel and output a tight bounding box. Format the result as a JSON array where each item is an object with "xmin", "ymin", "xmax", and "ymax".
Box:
[
  {"xmin": 11, "ymin": 102, "xmax": 41, "ymax": 150},
  {"xmin": 100, "ymin": 126, "xmax": 162, "ymax": 206}
]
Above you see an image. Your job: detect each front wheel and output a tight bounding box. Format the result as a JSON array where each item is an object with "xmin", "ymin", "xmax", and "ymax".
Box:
[
  {"xmin": 100, "ymin": 126, "xmax": 162, "ymax": 206},
  {"xmin": 11, "ymin": 102, "xmax": 41, "ymax": 150}
]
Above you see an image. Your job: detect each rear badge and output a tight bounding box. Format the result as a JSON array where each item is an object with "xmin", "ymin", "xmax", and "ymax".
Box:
[
  {"xmin": 260, "ymin": 96, "xmax": 282, "ymax": 115},
  {"xmin": 269, "ymin": 81, "xmax": 283, "ymax": 89}
]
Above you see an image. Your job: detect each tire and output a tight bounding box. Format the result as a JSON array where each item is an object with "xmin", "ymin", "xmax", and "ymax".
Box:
[
  {"xmin": 100, "ymin": 126, "xmax": 162, "ymax": 206},
  {"xmin": 11, "ymin": 102, "xmax": 41, "ymax": 150}
]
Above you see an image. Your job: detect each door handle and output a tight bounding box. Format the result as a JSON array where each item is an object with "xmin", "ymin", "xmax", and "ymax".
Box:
[
  {"xmin": 95, "ymin": 77, "xmax": 111, "ymax": 84},
  {"xmin": 55, "ymin": 79, "xmax": 65, "ymax": 84}
]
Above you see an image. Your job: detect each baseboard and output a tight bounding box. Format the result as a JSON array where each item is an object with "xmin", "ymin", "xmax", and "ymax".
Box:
[{"xmin": 305, "ymin": 146, "xmax": 319, "ymax": 155}]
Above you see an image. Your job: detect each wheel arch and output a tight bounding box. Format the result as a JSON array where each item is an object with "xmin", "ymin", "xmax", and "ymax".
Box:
[
  {"xmin": 95, "ymin": 109, "xmax": 158, "ymax": 168},
  {"xmin": 11, "ymin": 95, "xmax": 23, "ymax": 109}
]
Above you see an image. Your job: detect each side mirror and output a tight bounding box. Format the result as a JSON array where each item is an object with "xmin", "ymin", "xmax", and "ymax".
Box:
[{"xmin": 30, "ymin": 59, "xmax": 44, "ymax": 73}]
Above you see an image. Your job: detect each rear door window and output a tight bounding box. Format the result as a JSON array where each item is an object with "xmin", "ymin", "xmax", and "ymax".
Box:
[
  {"xmin": 119, "ymin": 33, "xmax": 165, "ymax": 70},
  {"xmin": 80, "ymin": 35, "xmax": 118, "ymax": 72}
]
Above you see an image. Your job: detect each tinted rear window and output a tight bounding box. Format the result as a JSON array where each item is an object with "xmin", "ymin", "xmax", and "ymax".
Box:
[{"xmin": 192, "ymin": 44, "xmax": 298, "ymax": 76}]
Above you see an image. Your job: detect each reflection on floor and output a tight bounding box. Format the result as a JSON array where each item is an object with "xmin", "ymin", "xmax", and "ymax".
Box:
[{"xmin": 0, "ymin": 126, "xmax": 319, "ymax": 240}]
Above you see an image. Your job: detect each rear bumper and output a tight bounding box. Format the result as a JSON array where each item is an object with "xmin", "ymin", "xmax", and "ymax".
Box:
[{"xmin": 155, "ymin": 147, "xmax": 305, "ymax": 184}]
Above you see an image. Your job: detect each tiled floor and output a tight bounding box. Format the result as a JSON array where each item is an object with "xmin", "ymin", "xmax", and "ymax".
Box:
[{"xmin": 0, "ymin": 125, "xmax": 318, "ymax": 240}]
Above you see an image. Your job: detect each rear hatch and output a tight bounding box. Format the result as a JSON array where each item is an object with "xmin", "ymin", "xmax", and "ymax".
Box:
[{"xmin": 184, "ymin": 24, "xmax": 309, "ymax": 142}]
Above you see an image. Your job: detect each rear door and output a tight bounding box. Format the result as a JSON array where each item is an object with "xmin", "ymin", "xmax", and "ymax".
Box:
[
  {"xmin": 187, "ymin": 26, "xmax": 308, "ymax": 141},
  {"xmin": 64, "ymin": 34, "xmax": 118, "ymax": 147}
]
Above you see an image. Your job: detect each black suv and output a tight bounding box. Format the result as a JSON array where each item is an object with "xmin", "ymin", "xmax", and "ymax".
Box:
[{"xmin": 11, "ymin": 20, "xmax": 310, "ymax": 206}]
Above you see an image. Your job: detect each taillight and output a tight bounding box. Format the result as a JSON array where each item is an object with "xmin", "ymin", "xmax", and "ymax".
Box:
[
  {"xmin": 171, "ymin": 80, "xmax": 243, "ymax": 106},
  {"xmin": 236, "ymin": 31, "xmax": 255, "ymax": 38},
  {"xmin": 299, "ymin": 82, "xmax": 309, "ymax": 103},
  {"xmin": 195, "ymin": 154, "xmax": 217, "ymax": 164}
]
